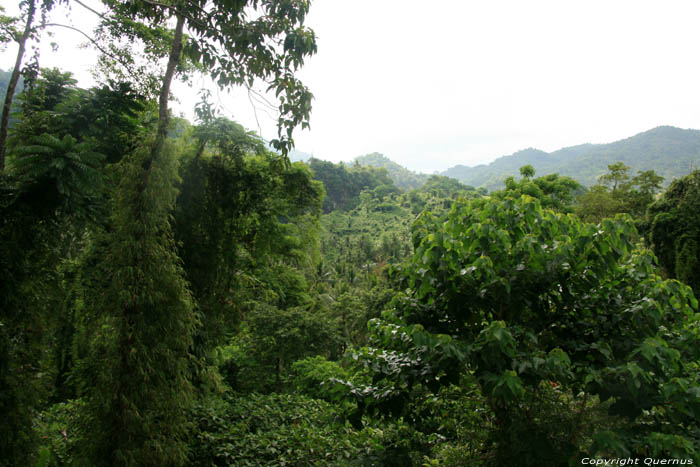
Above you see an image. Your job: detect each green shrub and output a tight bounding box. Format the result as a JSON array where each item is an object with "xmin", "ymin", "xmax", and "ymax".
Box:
[
  {"xmin": 291, "ymin": 356, "xmax": 358, "ymax": 400},
  {"xmin": 33, "ymin": 400, "xmax": 82, "ymax": 467},
  {"xmin": 190, "ymin": 392, "xmax": 421, "ymax": 466}
]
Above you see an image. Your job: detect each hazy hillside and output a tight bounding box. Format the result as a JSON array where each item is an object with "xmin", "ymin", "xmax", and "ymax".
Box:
[
  {"xmin": 354, "ymin": 152, "xmax": 429, "ymax": 190},
  {"xmin": 442, "ymin": 126, "xmax": 700, "ymax": 191},
  {"xmin": 0, "ymin": 69, "xmax": 23, "ymax": 96},
  {"xmin": 288, "ymin": 149, "xmax": 313, "ymax": 162}
]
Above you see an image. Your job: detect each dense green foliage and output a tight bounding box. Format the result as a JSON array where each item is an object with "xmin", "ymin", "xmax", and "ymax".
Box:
[
  {"xmin": 313, "ymin": 166, "xmax": 483, "ymax": 349},
  {"xmin": 174, "ymin": 122, "xmax": 324, "ymax": 368},
  {"xmin": 190, "ymin": 392, "xmax": 432, "ymax": 466},
  {"xmin": 343, "ymin": 196, "xmax": 700, "ymax": 464},
  {"xmin": 308, "ymin": 157, "xmax": 394, "ymax": 212},
  {"xmin": 0, "ymin": 67, "xmax": 110, "ymax": 463},
  {"xmin": 1, "ymin": 0, "xmax": 320, "ymax": 463},
  {"xmin": 648, "ymin": 170, "xmax": 700, "ymax": 294},
  {"xmin": 492, "ymin": 165, "xmax": 581, "ymax": 212},
  {"xmin": 576, "ymin": 162, "xmax": 665, "ymax": 224}
]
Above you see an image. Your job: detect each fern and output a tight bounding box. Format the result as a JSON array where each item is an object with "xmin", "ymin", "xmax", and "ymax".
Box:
[{"xmin": 10, "ymin": 133, "xmax": 105, "ymax": 216}]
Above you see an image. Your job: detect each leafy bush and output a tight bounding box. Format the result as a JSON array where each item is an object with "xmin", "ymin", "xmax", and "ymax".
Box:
[
  {"xmin": 33, "ymin": 400, "xmax": 82, "ymax": 467},
  {"xmin": 346, "ymin": 195, "xmax": 700, "ymax": 464},
  {"xmin": 291, "ymin": 355, "xmax": 355, "ymax": 400},
  {"xmin": 218, "ymin": 304, "xmax": 341, "ymax": 394},
  {"xmin": 189, "ymin": 392, "xmax": 420, "ymax": 466}
]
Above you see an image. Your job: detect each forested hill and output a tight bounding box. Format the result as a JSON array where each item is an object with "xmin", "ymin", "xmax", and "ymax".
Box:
[
  {"xmin": 311, "ymin": 126, "xmax": 700, "ymax": 193},
  {"xmin": 353, "ymin": 152, "xmax": 429, "ymax": 190},
  {"xmin": 307, "ymin": 157, "xmax": 396, "ymax": 212},
  {"xmin": 442, "ymin": 126, "xmax": 700, "ymax": 191}
]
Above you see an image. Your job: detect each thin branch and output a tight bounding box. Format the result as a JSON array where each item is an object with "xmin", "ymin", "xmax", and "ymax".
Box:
[
  {"xmin": 42, "ymin": 23, "xmax": 137, "ymax": 76},
  {"xmin": 139, "ymin": 0, "xmax": 210, "ymax": 17},
  {"xmin": 136, "ymin": 0, "xmax": 178, "ymax": 11},
  {"xmin": 247, "ymin": 85, "xmax": 279, "ymax": 112},
  {"xmin": 72, "ymin": 0, "xmax": 107, "ymax": 20},
  {"xmin": 246, "ymin": 87, "xmax": 263, "ymax": 136},
  {"xmin": 181, "ymin": 0, "xmax": 212, "ymax": 19},
  {"xmin": 137, "ymin": 0, "xmax": 210, "ymax": 30}
]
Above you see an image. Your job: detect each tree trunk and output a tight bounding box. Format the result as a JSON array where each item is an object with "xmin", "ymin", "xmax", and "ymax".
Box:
[
  {"xmin": 0, "ymin": 0, "xmax": 37, "ymax": 171},
  {"xmin": 139, "ymin": 12, "xmax": 185, "ymax": 185},
  {"xmin": 151, "ymin": 13, "xmax": 185, "ymax": 162}
]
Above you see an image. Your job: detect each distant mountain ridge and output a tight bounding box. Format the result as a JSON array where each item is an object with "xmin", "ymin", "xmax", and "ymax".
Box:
[
  {"xmin": 441, "ymin": 126, "xmax": 700, "ymax": 191},
  {"xmin": 302, "ymin": 126, "xmax": 700, "ymax": 192}
]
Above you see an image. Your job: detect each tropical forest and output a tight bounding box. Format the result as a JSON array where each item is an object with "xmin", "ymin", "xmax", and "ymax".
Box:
[{"xmin": 1, "ymin": 1, "xmax": 699, "ymax": 466}]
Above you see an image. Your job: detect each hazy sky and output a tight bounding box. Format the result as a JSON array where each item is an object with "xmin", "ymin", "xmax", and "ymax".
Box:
[{"xmin": 4, "ymin": 0, "xmax": 700, "ymax": 172}]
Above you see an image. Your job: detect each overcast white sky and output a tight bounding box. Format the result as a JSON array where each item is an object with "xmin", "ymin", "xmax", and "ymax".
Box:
[{"xmin": 3, "ymin": 0, "xmax": 700, "ymax": 172}]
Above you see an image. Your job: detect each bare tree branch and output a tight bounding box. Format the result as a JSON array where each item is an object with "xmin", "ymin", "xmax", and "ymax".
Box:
[
  {"xmin": 136, "ymin": 0, "xmax": 210, "ymax": 30},
  {"xmin": 72, "ymin": 0, "xmax": 107, "ymax": 20},
  {"xmin": 43, "ymin": 23, "xmax": 137, "ymax": 76}
]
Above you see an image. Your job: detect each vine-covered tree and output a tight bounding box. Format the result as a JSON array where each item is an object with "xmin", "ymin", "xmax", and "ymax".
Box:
[
  {"xmin": 174, "ymin": 118, "xmax": 325, "ymax": 375},
  {"xmin": 76, "ymin": 138, "xmax": 198, "ymax": 466},
  {"xmin": 72, "ymin": 1, "xmax": 319, "ymax": 464},
  {"xmin": 598, "ymin": 161, "xmax": 631, "ymax": 194}
]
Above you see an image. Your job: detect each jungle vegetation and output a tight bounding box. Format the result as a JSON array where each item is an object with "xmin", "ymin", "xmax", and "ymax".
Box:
[{"xmin": 0, "ymin": 1, "xmax": 698, "ymax": 466}]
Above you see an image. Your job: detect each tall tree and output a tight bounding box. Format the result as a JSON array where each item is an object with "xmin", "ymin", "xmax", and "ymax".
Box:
[
  {"xmin": 598, "ymin": 161, "xmax": 631, "ymax": 194},
  {"xmin": 77, "ymin": 1, "xmax": 318, "ymax": 464},
  {"xmin": 77, "ymin": 139, "xmax": 198, "ymax": 466},
  {"xmin": 0, "ymin": 0, "xmax": 37, "ymax": 171},
  {"xmin": 98, "ymin": 0, "xmax": 317, "ymax": 157}
]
